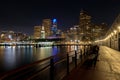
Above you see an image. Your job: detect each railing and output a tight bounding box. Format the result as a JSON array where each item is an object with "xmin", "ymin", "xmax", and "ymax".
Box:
[{"xmin": 0, "ymin": 45, "xmax": 91, "ymax": 80}]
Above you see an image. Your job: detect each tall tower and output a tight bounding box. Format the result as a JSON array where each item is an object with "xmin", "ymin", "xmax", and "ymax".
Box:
[
  {"xmin": 79, "ymin": 10, "xmax": 92, "ymax": 41},
  {"xmin": 42, "ymin": 19, "xmax": 52, "ymax": 38},
  {"xmin": 41, "ymin": 26, "xmax": 45, "ymax": 38},
  {"xmin": 51, "ymin": 18, "xmax": 57, "ymax": 36},
  {"xmin": 34, "ymin": 26, "xmax": 41, "ymax": 39}
]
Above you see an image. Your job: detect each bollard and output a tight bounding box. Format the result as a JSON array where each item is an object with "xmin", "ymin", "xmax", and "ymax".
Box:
[
  {"xmin": 80, "ymin": 49, "xmax": 82, "ymax": 59},
  {"xmin": 50, "ymin": 58, "xmax": 54, "ymax": 80},
  {"xmin": 84, "ymin": 45, "xmax": 86, "ymax": 56},
  {"xmin": 67, "ymin": 53, "xmax": 69, "ymax": 75}
]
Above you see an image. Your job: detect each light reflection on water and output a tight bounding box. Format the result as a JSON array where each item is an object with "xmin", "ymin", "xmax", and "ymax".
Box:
[{"xmin": 0, "ymin": 45, "xmax": 82, "ymax": 73}]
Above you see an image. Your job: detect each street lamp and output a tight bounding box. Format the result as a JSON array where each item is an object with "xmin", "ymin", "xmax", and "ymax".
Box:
[
  {"xmin": 118, "ymin": 26, "xmax": 120, "ymax": 32},
  {"xmin": 111, "ymin": 32, "xmax": 114, "ymax": 36},
  {"xmin": 114, "ymin": 30, "xmax": 117, "ymax": 34}
]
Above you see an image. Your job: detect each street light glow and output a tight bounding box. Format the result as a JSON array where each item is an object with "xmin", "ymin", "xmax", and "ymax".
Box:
[
  {"xmin": 114, "ymin": 30, "xmax": 117, "ymax": 34},
  {"xmin": 118, "ymin": 26, "xmax": 120, "ymax": 30}
]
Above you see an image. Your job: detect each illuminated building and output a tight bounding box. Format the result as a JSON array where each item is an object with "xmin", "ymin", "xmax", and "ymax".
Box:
[
  {"xmin": 79, "ymin": 10, "xmax": 108, "ymax": 42},
  {"xmin": 34, "ymin": 26, "xmax": 41, "ymax": 39},
  {"xmin": 51, "ymin": 19, "xmax": 58, "ymax": 36},
  {"xmin": 92, "ymin": 23, "xmax": 108, "ymax": 40},
  {"xmin": 0, "ymin": 31, "xmax": 27, "ymax": 42},
  {"xmin": 61, "ymin": 32, "xmax": 66, "ymax": 38},
  {"xmin": 42, "ymin": 19, "xmax": 52, "ymax": 37},
  {"xmin": 79, "ymin": 10, "xmax": 92, "ymax": 41},
  {"xmin": 14, "ymin": 32, "xmax": 28, "ymax": 41},
  {"xmin": 66, "ymin": 10, "xmax": 108, "ymax": 43},
  {"xmin": 66, "ymin": 25, "xmax": 80, "ymax": 41},
  {"xmin": 41, "ymin": 26, "xmax": 45, "ymax": 38},
  {"xmin": 0, "ymin": 31, "xmax": 14, "ymax": 42}
]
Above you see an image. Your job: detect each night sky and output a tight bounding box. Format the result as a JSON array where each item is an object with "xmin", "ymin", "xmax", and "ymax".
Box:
[{"xmin": 0, "ymin": 0, "xmax": 120, "ymax": 35}]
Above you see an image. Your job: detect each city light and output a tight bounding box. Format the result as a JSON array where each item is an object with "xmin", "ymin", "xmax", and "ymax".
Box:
[
  {"xmin": 53, "ymin": 19, "xmax": 57, "ymax": 23},
  {"xmin": 118, "ymin": 26, "xmax": 120, "ymax": 30},
  {"xmin": 114, "ymin": 30, "xmax": 117, "ymax": 34}
]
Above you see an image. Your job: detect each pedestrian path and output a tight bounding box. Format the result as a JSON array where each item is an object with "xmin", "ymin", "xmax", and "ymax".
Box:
[{"xmin": 62, "ymin": 46, "xmax": 120, "ymax": 80}]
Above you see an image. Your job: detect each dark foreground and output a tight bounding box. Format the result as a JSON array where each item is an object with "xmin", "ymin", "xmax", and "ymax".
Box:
[{"xmin": 62, "ymin": 46, "xmax": 120, "ymax": 80}]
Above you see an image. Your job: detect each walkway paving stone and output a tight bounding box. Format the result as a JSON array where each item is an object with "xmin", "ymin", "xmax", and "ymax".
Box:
[{"xmin": 62, "ymin": 46, "xmax": 120, "ymax": 80}]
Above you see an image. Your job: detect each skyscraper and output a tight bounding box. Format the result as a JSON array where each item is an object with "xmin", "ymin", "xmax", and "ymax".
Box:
[
  {"xmin": 42, "ymin": 19, "xmax": 52, "ymax": 37},
  {"xmin": 79, "ymin": 10, "xmax": 108, "ymax": 42},
  {"xmin": 34, "ymin": 26, "xmax": 41, "ymax": 39},
  {"xmin": 79, "ymin": 10, "xmax": 92, "ymax": 41},
  {"xmin": 41, "ymin": 26, "xmax": 45, "ymax": 38},
  {"xmin": 51, "ymin": 19, "xmax": 58, "ymax": 36}
]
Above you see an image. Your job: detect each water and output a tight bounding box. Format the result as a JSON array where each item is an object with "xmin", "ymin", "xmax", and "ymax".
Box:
[{"xmin": 0, "ymin": 45, "xmax": 79, "ymax": 74}]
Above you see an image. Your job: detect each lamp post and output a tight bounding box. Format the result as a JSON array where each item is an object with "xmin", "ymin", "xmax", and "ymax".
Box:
[{"xmin": 117, "ymin": 26, "xmax": 120, "ymax": 51}]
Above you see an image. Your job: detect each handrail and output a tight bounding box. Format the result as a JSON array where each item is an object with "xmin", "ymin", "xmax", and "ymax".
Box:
[
  {"xmin": 0, "ymin": 45, "xmax": 90, "ymax": 80},
  {"xmin": 0, "ymin": 56, "xmax": 53, "ymax": 79},
  {"xmin": 26, "ymin": 64, "xmax": 50, "ymax": 80},
  {"xmin": 54, "ymin": 58, "xmax": 67, "ymax": 66}
]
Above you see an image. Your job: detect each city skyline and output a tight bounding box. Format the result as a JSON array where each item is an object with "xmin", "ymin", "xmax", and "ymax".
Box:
[{"xmin": 0, "ymin": 0, "xmax": 120, "ymax": 35}]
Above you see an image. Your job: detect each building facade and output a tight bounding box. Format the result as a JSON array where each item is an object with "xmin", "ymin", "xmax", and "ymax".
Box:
[
  {"xmin": 0, "ymin": 31, "xmax": 28, "ymax": 42},
  {"xmin": 79, "ymin": 10, "xmax": 92, "ymax": 41},
  {"xmin": 42, "ymin": 19, "xmax": 52, "ymax": 37},
  {"xmin": 34, "ymin": 26, "xmax": 41, "ymax": 39},
  {"xmin": 66, "ymin": 10, "xmax": 108, "ymax": 44},
  {"xmin": 96, "ymin": 14, "xmax": 120, "ymax": 51}
]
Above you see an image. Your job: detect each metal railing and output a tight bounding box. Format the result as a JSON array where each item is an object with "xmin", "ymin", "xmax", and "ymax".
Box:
[{"xmin": 0, "ymin": 45, "xmax": 91, "ymax": 80}]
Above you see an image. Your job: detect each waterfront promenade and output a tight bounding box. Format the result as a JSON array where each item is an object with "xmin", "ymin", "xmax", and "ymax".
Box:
[{"xmin": 62, "ymin": 46, "xmax": 120, "ymax": 80}]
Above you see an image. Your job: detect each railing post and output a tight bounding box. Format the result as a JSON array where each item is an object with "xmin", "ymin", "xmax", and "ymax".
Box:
[
  {"xmin": 75, "ymin": 50, "xmax": 77, "ymax": 67},
  {"xmin": 67, "ymin": 53, "xmax": 69, "ymax": 75},
  {"xmin": 84, "ymin": 45, "xmax": 86, "ymax": 56},
  {"xmin": 80, "ymin": 49, "xmax": 82, "ymax": 59},
  {"xmin": 50, "ymin": 58, "xmax": 54, "ymax": 80}
]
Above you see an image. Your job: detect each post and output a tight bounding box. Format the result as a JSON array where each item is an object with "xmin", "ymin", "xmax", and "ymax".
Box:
[
  {"xmin": 75, "ymin": 50, "xmax": 77, "ymax": 67},
  {"xmin": 50, "ymin": 58, "xmax": 54, "ymax": 80},
  {"xmin": 80, "ymin": 49, "xmax": 82, "ymax": 59},
  {"xmin": 84, "ymin": 45, "xmax": 86, "ymax": 56},
  {"xmin": 67, "ymin": 53, "xmax": 69, "ymax": 75}
]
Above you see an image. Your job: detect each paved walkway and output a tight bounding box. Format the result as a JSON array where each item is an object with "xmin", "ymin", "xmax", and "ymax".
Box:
[{"xmin": 62, "ymin": 46, "xmax": 120, "ymax": 80}]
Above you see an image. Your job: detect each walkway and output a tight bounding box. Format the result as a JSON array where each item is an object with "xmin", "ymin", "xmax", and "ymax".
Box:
[{"xmin": 62, "ymin": 46, "xmax": 120, "ymax": 80}]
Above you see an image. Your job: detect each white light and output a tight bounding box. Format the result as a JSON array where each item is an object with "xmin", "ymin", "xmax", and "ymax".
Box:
[
  {"xmin": 111, "ymin": 32, "xmax": 114, "ymax": 36},
  {"xmin": 114, "ymin": 30, "xmax": 117, "ymax": 34},
  {"xmin": 118, "ymin": 26, "xmax": 120, "ymax": 30},
  {"xmin": 75, "ymin": 40, "xmax": 77, "ymax": 42},
  {"xmin": 70, "ymin": 28, "xmax": 73, "ymax": 30},
  {"xmin": 74, "ymin": 27, "xmax": 76, "ymax": 30}
]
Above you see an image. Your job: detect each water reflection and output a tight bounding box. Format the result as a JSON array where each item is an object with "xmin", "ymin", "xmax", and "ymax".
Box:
[
  {"xmin": 0, "ymin": 45, "xmax": 82, "ymax": 74},
  {"xmin": 4, "ymin": 46, "xmax": 16, "ymax": 70}
]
